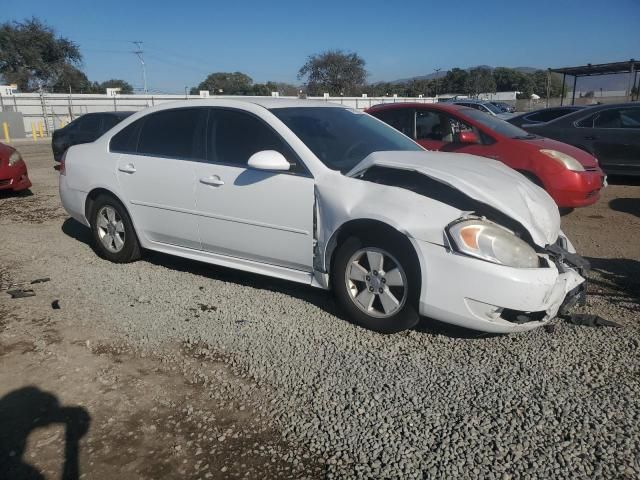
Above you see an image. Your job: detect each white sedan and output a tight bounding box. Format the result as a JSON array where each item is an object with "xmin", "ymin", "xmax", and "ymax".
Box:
[{"xmin": 59, "ymin": 99, "xmax": 587, "ymax": 333}]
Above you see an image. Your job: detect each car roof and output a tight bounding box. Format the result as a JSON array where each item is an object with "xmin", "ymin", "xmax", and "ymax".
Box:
[
  {"xmin": 549, "ymin": 102, "xmax": 640, "ymax": 121},
  {"xmin": 366, "ymin": 102, "xmax": 472, "ymax": 113}
]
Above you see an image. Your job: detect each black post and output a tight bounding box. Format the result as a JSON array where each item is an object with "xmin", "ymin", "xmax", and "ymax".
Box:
[
  {"xmin": 571, "ymin": 76, "xmax": 577, "ymax": 105},
  {"xmin": 560, "ymin": 73, "xmax": 566, "ymax": 106}
]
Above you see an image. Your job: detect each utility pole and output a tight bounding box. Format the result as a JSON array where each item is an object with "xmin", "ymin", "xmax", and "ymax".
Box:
[
  {"xmin": 132, "ymin": 41, "xmax": 147, "ymax": 93},
  {"xmin": 434, "ymin": 68, "xmax": 442, "ymax": 99}
]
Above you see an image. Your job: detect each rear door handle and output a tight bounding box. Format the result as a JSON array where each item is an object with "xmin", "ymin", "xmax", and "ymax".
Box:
[
  {"xmin": 200, "ymin": 175, "xmax": 224, "ymax": 187},
  {"xmin": 118, "ymin": 163, "xmax": 136, "ymax": 174},
  {"xmin": 585, "ymin": 135, "xmax": 597, "ymax": 140}
]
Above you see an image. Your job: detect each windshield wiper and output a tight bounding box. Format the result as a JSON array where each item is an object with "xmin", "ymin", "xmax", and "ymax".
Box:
[{"xmin": 512, "ymin": 134, "xmax": 537, "ymax": 139}]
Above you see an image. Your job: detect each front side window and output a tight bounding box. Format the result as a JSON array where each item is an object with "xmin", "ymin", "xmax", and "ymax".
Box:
[
  {"xmin": 369, "ymin": 108, "xmax": 414, "ymax": 137},
  {"xmin": 593, "ymin": 109, "xmax": 622, "ymax": 129},
  {"xmin": 271, "ymin": 107, "xmax": 423, "ymax": 173},
  {"xmin": 416, "ymin": 110, "xmax": 444, "ymax": 140},
  {"xmin": 137, "ymin": 108, "xmax": 207, "ymax": 159},
  {"xmin": 208, "ymin": 108, "xmax": 303, "ymax": 172},
  {"xmin": 620, "ymin": 108, "xmax": 640, "ymax": 128}
]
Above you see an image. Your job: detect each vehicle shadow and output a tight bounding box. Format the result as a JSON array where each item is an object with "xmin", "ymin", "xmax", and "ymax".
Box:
[
  {"xmin": 585, "ymin": 256, "xmax": 640, "ymax": 306},
  {"xmin": 0, "ymin": 386, "xmax": 91, "ymax": 480},
  {"xmin": 606, "ymin": 175, "xmax": 640, "ymax": 186},
  {"xmin": 61, "ymin": 218, "xmax": 498, "ymax": 340},
  {"xmin": 608, "ymin": 198, "xmax": 640, "ymax": 218},
  {"xmin": 0, "ymin": 189, "xmax": 33, "ymax": 199}
]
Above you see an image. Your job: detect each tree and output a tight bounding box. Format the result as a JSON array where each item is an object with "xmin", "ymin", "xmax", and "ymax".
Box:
[
  {"xmin": 0, "ymin": 17, "xmax": 81, "ymax": 91},
  {"xmin": 96, "ymin": 79, "xmax": 134, "ymax": 94},
  {"xmin": 440, "ymin": 68, "xmax": 468, "ymax": 94},
  {"xmin": 530, "ymin": 70, "xmax": 563, "ymax": 98},
  {"xmin": 466, "ymin": 67, "xmax": 496, "ymax": 95},
  {"xmin": 51, "ymin": 65, "xmax": 92, "ymax": 93},
  {"xmin": 298, "ymin": 50, "xmax": 367, "ymax": 96},
  {"xmin": 193, "ymin": 72, "xmax": 254, "ymax": 95}
]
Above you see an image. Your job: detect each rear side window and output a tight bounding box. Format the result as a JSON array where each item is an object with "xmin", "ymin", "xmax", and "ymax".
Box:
[
  {"xmin": 76, "ymin": 114, "xmax": 101, "ymax": 131},
  {"xmin": 110, "ymin": 119, "xmax": 143, "ymax": 153},
  {"xmin": 102, "ymin": 115, "xmax": 122, "ymax": 133},
  {"xmin": 525, "ymin": 109, "xmax": 570, "ymax": 123},
  {"xmin": 208, "ymin": 108, "xmax": 303, "ymax": 172},
  {"xmin": 137, "ymin": 108, "xmax": 207, "ymax": 159}
]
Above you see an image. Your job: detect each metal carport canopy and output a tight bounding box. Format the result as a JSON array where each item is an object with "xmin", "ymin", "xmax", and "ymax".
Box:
[{"xmin": 549, "ymin": 59, "xmax": 639, "ymax": 105}]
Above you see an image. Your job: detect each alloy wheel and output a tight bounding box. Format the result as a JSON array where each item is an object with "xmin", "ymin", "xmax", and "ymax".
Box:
[{"xmin": 344, "ymin": 248, "xmax": 408, "ymax": 318}]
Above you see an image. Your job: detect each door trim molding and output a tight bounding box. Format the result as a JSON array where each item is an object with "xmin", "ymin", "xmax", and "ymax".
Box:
[{"xmin": 130, "ymin": 200, "xmax": 310, "ymax": 236}]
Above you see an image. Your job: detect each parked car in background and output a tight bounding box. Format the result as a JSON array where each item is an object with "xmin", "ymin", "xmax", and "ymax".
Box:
[
  {"xmin": 366, "ymin": 103, "xmax": 605, "ymax": 208},
  {"xmin": 0, "ymin": 142, "xmax": 31, "ymax": 193},
  {"xmin": 490, "ymin": 102, "xmax": 516, "ymax": 113},
  {"xmin": 449, "ymin": 99, "xmax": 515, "ymax": 119},
  {"xmin": 52, "ymin": 111, "xmax": 134, "ymax": 161},
  {"xmin": 518, "ymin": 103, "xmax": 640, "ymax": 176},
  {"xmin": 59, "ymin": 99, "xmax": 587, "ymax": 334},
  {"xmin": 508, "ymin": 106, "xmax": 585, "ymax": 128}
]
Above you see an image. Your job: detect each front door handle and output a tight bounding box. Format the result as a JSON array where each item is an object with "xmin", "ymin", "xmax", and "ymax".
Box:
[
  {"xmin": 118, "ymin": 163, "xmax": 136, "ymax": 174},
  {"xmin": 200, "ymin": 175, "xmax": 224, "ymax": 187}
]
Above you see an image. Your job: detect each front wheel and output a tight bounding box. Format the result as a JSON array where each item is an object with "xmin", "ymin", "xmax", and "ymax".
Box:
[{"xmin": 332, "ymin": 235, "xmax": 420, "ymax": 334}]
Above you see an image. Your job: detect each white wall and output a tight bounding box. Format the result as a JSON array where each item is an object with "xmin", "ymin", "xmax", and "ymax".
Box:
[{"xmin": 0, "ymin": 93, "xmax": 438, "ymax": 137}]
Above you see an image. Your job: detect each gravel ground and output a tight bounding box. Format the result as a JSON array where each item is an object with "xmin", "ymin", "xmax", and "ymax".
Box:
[{"xmin": 2, "ymin": 141, "xmax": 639, "ymax": 479}]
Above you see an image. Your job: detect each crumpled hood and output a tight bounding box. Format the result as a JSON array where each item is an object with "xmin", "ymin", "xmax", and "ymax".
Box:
[{"xmin": 347, "ymin": 151, "xmax": 560, "ymax": 247}]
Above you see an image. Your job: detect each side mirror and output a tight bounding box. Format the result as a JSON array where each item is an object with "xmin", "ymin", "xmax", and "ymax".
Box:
[
  {"xmin": 247, "ymin": 150, "xmax": 290, "ymax": 171},
  {"xmin": 458, "ymin": 131, "xmax": 479, "ymax": 144}
]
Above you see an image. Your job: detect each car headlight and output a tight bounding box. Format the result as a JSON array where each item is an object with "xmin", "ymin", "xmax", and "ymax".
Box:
[
  {"xmin": 8, "ymin": 150, "xmax": 22, "ymax": 167},
  {"xmin": 539, "ymin": 149, "xmax": 585, "ymax": 172},
  {"xmin": 448, "ymin": 219, "xmax": 539, "ymax": 268}
]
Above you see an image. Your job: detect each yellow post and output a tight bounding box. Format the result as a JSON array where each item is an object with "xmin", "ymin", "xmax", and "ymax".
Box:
[
  {"xmin": 2, "ymin": 122, "xmax": 10, "ymax": 143},
  {"xmin": 31, "ymin": 122, "xmax": 38, "ymax": 141},
  {"xmin": 38, "ymin": 121, "xmax": 44, "ymax": 138}
]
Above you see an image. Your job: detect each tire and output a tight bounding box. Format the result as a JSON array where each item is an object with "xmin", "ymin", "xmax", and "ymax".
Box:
[
  {"xmin": 331, "ymin": 234, "xmax": 420, "ymax": 334},
  {"xmin": 90, "ymin": 194, "xmax": 141, "ymax": 263}
]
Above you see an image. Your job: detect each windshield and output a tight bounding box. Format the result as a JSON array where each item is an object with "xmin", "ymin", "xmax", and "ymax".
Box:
[
  {"xmin": 270, "ymin": 107, "xmax": 423, "ymax": 172},
  {"xmin": 461, "ymin": 108, "xmax": 534, "ymax": 138},
  {"xmin": 482, "ymin": 102, "xmax": 503, "ymax": 114}
]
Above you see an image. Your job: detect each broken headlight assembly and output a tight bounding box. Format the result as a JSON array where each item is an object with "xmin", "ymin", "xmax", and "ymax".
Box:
[{"xmin": 447, "ymin": 219, "xmax": 539, "ymax": 268}]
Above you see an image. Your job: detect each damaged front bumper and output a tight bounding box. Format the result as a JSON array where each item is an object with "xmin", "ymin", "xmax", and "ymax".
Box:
[{"xmin": 413, "ymin": 239, "xmax": 587, "ymax": 333}]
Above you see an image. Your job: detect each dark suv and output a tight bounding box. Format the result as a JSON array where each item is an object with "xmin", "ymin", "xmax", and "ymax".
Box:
[{"xmin": 52, "ymin": 111, "xmax": 134, "ymax": 161}]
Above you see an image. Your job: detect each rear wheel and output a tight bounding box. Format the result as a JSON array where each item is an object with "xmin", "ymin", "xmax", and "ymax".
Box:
[
  {"xmin": 90, "ymin": 194, "xmax": 141, "ymax": 263},
  {"xmin": 332, "ymin": 235, "xmax": 420, "ymax": 333}
]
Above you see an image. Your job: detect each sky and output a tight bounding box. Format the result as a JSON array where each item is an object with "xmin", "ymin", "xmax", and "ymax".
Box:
[{"xmin": 3, "ymin": 0, "xmax": 640, "ymax": 93}]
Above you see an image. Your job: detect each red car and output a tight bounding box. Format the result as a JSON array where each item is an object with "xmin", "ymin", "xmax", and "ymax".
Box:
[
  {"xmin": 0, "ymin": 143, "xmax": 32, "ymax": 192},
  {"xmin": 366, "ymin": 103, "xmax": 605, "ymax": 209}
]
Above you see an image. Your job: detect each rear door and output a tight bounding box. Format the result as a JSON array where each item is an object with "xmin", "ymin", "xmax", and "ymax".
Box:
[{"xmin": 114, "ymin": 108, "xmax": 207, "ymax": 249}]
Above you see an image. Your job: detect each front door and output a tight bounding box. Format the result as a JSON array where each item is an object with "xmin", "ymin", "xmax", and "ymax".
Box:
[{"xmin": 194, "ymin": 108, "xmax": 315, "ymax": 271}]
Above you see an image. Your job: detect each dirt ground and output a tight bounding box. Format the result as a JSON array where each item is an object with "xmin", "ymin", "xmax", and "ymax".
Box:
[{"xmin": 1, "ymin": 141, "xmax": 639, "ymax": 479}]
